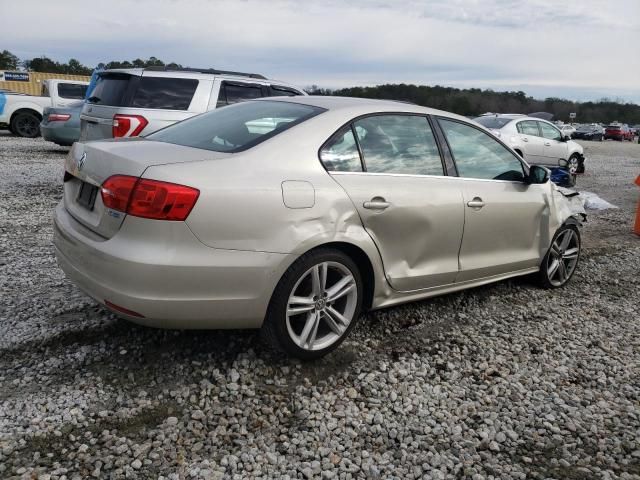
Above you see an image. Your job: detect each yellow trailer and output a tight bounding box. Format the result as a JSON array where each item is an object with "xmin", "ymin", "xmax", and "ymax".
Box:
[{"xmin": 0, "ymin": 71, "xmax": 90, "ymax": 96}]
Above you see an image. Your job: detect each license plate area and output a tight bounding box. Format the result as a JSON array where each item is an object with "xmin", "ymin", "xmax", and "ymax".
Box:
[{"xmin": 77, "ymin": 181, "xmax": 99, "ymax": 210}]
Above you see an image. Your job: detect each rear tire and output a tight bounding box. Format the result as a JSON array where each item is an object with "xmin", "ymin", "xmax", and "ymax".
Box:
[
  {"xmin": 262, "ymin": 248, "xmax": 363, "ymax": 360},
  {"xmin": 538, "ymin": 224, "xmax": 581, "ymax": 289},
  {"xmin": 11, "ymin": 111, "xmax": 41, "ymax": 138}
]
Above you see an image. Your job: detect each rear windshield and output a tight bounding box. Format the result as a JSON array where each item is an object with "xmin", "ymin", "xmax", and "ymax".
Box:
[
  {"xmin": 58, "ymin": 83, "xmax": 88, "ymax": 100},
  {"xmin": 88, "ymin": 73, "xmax": 131, "ymax": 106},
  {"xmin": 88, "ymin": 73, "xmax": 197, "ymax": 110},
  {"xmin": 148, "ymin": 100, "xmax": 325, "ymax": 152},
  {"xmin": 473, "ymin": 116, "xmax": 513, "ymax": 129},
  {"xmin": 606, "ymin": 125, "xmax": 622, "ymax": 129}
]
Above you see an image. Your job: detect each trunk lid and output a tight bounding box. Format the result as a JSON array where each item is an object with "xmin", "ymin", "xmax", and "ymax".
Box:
[
  {"xmin": 80, "ymin": 104, "xmax": 119, "ymax": 141},
  {"xmin": 63, "ymin": 139, "xmax": 225, "ymax": 239}
]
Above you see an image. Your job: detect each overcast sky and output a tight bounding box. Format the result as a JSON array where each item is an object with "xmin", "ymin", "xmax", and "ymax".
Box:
[{"xmin": 2, "ymin": 0, "xmax": 640, "ymax": 102}]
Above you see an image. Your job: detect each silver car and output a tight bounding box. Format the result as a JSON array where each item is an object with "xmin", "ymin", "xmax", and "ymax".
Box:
[
  {"xmin": 80, "ymin": 67, "xmax": 306, "ymax": 142},
  {"xmin": 54, "ymin": 97, "xmax": 585, "ymax": 359}
]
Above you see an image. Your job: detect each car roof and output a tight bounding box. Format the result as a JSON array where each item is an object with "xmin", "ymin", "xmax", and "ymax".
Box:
[
  {"xmin": 481, "ymin": 113, "xmax": 560, "ymax": 124},
  {"xmin": 99, "ymin": 67, "xmax": 304, "ymax": 92},
  {"xmin": 260, "ymin": 95, "xmax": 472, "ymax": 121}
]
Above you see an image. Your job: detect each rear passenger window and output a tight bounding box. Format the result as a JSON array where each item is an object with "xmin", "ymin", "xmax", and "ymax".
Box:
[
  {"xmin": 439, "ymin": 119, "xmax": 524, "ymax": 181},
  {"xmin": 517, "ymin": 121, "xmax": 540, "ymax": 136},
  {"xmin": 269, "ymin": 86, "xmax": 301, "ymax": 97},
  {"xmin": 320, "ymin": 127, "xmax": 363, "ymax": 172},
  {"xmin": 353, "ymin": 115, "xmax": 444, "ymax": 175},
  {"xmin": 218, "ymin": 82, "xmax": 264, "ymax": 107},
  {"xmin": 132, "ymin": 77, "xmax": 198, "ymax": 110},
  {"xmin": 57, "ymin": 83, "xmax": 87, "ymax": 100}
]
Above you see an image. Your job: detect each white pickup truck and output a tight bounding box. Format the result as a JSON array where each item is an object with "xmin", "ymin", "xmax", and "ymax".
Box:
[{"xmin": 0, "ymin": 79, "xmax": 89, "ymax": 138}]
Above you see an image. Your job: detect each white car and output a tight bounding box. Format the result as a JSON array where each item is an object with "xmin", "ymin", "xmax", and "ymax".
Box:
[
  {"xmin": 558, "ymin": 124, "xmax": 576, "ymax": 138},
  {"xmin": 0, "ymin": 79, "xmax": 88, "ymax": 137},
  {"xmin": 474, "ymin": 114, "xmax": 585, "ymax": 184}
]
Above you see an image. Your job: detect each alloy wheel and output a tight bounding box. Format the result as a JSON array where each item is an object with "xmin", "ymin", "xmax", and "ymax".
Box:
[
  {"xmin": 15, "ymin": 115, "xmax": 39, "ymax": 138},
  {"xmin": 285, "ymin": 261, "xmax": 358, "ymax": 351},
  {"xmin": 567, "ymin": 156, "xmax": 579, "ymax": 175},
  {"xmin": 546, "ymin": 229, "xmax": 579, "ymax": 287}
]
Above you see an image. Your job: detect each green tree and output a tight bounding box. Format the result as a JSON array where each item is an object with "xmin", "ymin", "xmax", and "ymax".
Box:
[
  {"xmin": 65, "ymin": 58, "xmax": 92, "ymax": 75},
  {"xmin": 23, "ymin": 56, "xmax": 63, "ymax": 73},
  {"xmin": 0, "ymin": 49, "xmax": 20, "ymax": 70}
]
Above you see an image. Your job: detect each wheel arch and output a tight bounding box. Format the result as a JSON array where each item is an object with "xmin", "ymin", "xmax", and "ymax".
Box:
[
  {"xmin": 10, "ymin": 108, "xmax": 43, "ymax": 124},
  {"xmin": 313, "ymin": 241, "xmax": 376, "ymax": 312}
]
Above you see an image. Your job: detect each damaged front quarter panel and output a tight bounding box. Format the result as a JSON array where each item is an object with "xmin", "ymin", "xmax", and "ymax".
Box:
[{"xmin": 553, "ymin": 185, "xmax": 587, "ymax": 225}]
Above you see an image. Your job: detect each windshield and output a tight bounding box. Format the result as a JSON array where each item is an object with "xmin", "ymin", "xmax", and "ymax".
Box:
[
  {"xmin": 473, "ymin": 117, "xmax": 514, "ymax": 129},
  {"xmin": 148, "ymin": 100, "xmax": 325, "ymax": 152}
]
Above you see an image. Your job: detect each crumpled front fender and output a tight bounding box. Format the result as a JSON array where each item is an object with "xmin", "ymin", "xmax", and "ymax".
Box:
[{"xmin": 553, "ymin": 186, "xmax": 587, "ymax": 225}]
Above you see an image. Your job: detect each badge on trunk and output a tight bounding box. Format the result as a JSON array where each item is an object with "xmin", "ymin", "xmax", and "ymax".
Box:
[{"xmin": 77, "ymin": 152, "xmax": 87, "ymax": 171}]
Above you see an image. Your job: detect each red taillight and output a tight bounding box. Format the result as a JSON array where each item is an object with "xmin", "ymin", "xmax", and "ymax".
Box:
[
  {"xmin": 48, "ymin": 113, "xmax": 71, "ymax": 122},
  {"xmin": 101, "ymin": 175, "xmax": 199, "ymax": 221},
  {"xmin": 101, "ymin": 175, "xmax": 137, "ymax": 212},
  {"xmin": 112, "ymin": 114, "xmax": 148, "ymax": 138}
]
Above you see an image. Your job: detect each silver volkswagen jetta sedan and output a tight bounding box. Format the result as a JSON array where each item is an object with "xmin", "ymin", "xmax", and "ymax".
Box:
[{"xmin": 54, "ymin": 96, "xmax": 585, "ymax": 359}]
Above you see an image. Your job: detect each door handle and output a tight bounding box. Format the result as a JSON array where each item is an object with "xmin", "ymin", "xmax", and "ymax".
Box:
[
  {"xmin": 363, "ymin": 197, "xmax": 390, "ymax": 210},
  {"xmin": 544, "ymin": 142, "xmax": 551, "ymax": 146},
  {"xmin": 522, "ymin": 137, "xmax": 529, "ymax": 142},
  {"xmin": 466, "ymin": 197, "xmax": 485, "ymax": 209}
]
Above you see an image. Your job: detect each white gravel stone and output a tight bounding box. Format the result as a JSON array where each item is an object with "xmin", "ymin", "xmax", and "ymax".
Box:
[{"xmin": 0, "ymin": 134, "xmax": 639, "ymax": 479}]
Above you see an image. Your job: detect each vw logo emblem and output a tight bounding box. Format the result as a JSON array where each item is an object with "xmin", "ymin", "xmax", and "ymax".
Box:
[{"xmin": 77, "ymin": 152, "xmax": 87, "ymax": 170}]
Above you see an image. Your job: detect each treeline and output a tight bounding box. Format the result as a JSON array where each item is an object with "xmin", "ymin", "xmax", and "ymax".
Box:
[
  {"xmin": 3, "ymin": 49, "xmax": 638, "ymax": 123},
  {"xmin": 0, "ymin": 49, "xmax": 181, "ymax": 75},
  {"xmin": 306, "ymin": 84, "xmax": 640, "ymax": 124}
]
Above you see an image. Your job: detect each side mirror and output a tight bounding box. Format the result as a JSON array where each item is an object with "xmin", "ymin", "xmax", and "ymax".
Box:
[
  {"xmin": 527, "ymin": 165, "xmax": 550, "ymax": 184},
  {"xmin": 562, "ymin": 134, "xmax": 571, "ymax": 141}
]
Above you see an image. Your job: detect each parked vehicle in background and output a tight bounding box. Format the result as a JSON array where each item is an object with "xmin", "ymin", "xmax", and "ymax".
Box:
[
  {"xmin": 572, "ymin": 124, "xmax": 604, "ymax": 141},
  {"xmin": 0, "ymin": 79, "xmax": 88, "ymax": 138},
  {"xmin": 79, "ymin": 67, "xmax": 306, "ymax": 142},
  {"xmin": 558, "ymin": 124, "xmax": 576, "ymax": 138},
  {"xmin": 473, "ymin": 114, "xmax": 585, "ymax": 186},
  {"xmin": 604, "ymin": 123, "xmax": 634, "ymax": 141},
  {"xmin": 55, "ymin": 96, "xmax": 586, "ymax": 359},
  {"xmin": 40, "ymin": 101, "xmax": 84, "ymax": 146}
]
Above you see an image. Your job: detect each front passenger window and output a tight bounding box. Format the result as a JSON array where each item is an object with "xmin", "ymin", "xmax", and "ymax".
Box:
[
  {"xmin": 538, "ymin": 122, "xmax": 562, "ymax": 141},
  {"xmin": 439, "ymin": 119, "xmax": 525, "ymax": 182}
]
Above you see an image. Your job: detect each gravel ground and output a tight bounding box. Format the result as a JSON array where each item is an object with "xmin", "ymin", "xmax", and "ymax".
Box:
[{"xmin": 1, "ymin": 131, "xmax": 639, "ymax": 480}]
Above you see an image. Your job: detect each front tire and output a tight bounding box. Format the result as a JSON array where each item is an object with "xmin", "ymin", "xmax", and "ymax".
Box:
[
  {"xmin": 538, "ymin": 224, "xmax": 581, "ymax": 289},
  {"xmin": 567, "ymin": 154, "xmax": 581, "ymax": 175},
  {"xmin": 262, "ymin": 249, "xmax": 363, "ymax": 360}
]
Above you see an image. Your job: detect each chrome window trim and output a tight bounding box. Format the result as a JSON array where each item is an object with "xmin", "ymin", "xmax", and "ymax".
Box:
[{"xmin": 328, "ymin": 170, "xmax": 527, "ymax": 184}]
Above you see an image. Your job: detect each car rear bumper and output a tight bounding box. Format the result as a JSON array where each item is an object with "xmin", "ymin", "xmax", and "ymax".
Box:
[
  {"xmin": 41, "ymin": 124, "xmax": 79, "ymax": 145},
  {"xmin": 53, "ymin": 202, "xmax": 295, "ymax": 329}
]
